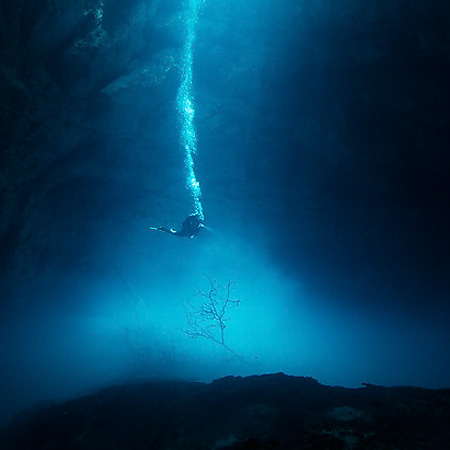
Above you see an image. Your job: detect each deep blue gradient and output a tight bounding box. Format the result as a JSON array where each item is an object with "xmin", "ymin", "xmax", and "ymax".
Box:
[{"xmin": 1, "ymin": 0, "xmax": 450, "ymax": 426}]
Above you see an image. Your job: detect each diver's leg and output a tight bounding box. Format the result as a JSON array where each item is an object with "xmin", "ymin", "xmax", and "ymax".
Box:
[{"xmin": 149, "ymin": 226, "xmax": 177, "ymax": 235}]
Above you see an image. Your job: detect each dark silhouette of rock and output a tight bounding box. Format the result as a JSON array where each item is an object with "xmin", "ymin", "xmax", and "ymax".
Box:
[{"xmin": 1, "ymin": 373, "xmax": 449, "ymax": 449}]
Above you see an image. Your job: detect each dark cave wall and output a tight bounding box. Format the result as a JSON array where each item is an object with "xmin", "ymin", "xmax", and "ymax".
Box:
[
  {"xmin": 239, "ymin": 0, "xmax": 450, "ymax": 294},
  {"xmin": 0, "ymin": 0, "xmax": 186, "ymax": 306}
]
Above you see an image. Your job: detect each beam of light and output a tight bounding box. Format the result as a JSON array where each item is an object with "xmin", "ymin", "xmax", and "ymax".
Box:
[{"xmin": 177, "ymin": 0, "xmax": 204, "ymax": 221}]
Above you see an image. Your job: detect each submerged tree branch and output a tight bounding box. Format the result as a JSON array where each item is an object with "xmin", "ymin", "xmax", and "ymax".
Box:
[{"xmin": 182, "ymin": 276, "xmax": 241, "ymax": 355}]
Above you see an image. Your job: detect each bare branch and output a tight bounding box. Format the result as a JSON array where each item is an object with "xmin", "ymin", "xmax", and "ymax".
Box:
[{"xmin": 182, "ymin": 277, "xmax": 241, "ymax": 355}]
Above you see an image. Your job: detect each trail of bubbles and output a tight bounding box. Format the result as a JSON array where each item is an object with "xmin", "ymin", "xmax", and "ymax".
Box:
[{"xmin": 177, "ymin": 0, "xmax": 204, "ymax": 221}]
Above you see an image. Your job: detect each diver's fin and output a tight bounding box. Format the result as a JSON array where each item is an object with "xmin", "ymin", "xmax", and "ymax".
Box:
[{"xmin": 149, "ymin": 227, "xmax": 160, "ymax": 231}]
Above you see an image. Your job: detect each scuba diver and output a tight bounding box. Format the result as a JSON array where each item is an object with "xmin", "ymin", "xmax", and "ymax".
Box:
[{"xmin": 149, "ymin": 213, "xmax": 204, "ymax": 239}]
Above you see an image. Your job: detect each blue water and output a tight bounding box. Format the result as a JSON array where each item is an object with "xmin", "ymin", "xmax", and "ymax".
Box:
[{"xmin": 1, "ymin": 0, "xmax": 450, "ymax": 426}]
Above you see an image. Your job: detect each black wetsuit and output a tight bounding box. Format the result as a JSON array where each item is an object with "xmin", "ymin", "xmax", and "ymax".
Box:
[{"xmin": 151, "ymin": 214, "xmax": 204, "ymax": 239}]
